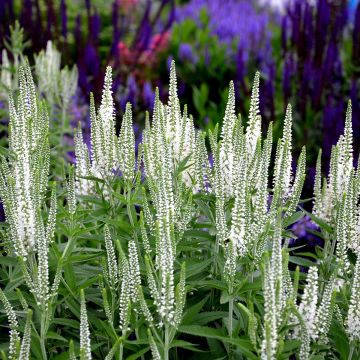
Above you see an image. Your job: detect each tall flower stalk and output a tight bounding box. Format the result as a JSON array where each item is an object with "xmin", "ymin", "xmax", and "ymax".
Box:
[{"xmin": 0, "ymin": 61, "xmax": 60, "ymax": 360}]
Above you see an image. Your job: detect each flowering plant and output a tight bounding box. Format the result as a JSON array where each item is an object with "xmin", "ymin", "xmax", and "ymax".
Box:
[{"xmin": 0, "ymin": 53, "xmax": 359, "ymax": 360}]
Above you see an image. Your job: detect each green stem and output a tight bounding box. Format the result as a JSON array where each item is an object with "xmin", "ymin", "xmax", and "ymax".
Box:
[
  {"xmin": 111, "ymin": 291, "xmax": 116, "ymax": 326},
  {"xmin": 60, "ymin": 105, "xmax": 68, "ymax": 149},
  {"xmin": 228, "ymin": 285, "xmax": 234, "ymax": 360},
  {"xmin": 61, "ymin": 213, "xmax": 75, "ymax": 261},
  {"xmin": 40, "ymin": 309, "xmax": 48, "ymax": 360},
  {"xmin": 348, "ymin": 344, "xmax": 354, "ymax": 360},
  {"xmin": 133, "ymin": 313, "xmax": 144, "ymax": 360},
  {"xmin": 228, "ymin": 296, "xmax": 234, "ymax": 338},
  {"xmin": 119, "ymin": 331, "xmax": 125, "ymax": 360},
  {"xmin": 126, "ymin": 187, "xmax": 143, "ymax": 269},
  {"xmin": 61, "ymin": 105, "xmax": 67, "ymax": 129},
  {"xmin": 211, "ymin": 235, "xmax": 220, "ymax": 282},
  {"xmin": 119, "ymin": 342, "xmax": 123, "ymax": 360},
  {"xmin": 164, "ymin": 324, "xmax": 170, "ymax": 360}
]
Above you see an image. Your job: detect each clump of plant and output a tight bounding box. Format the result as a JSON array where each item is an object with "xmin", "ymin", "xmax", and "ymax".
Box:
[{"xmin": 0, "ymin": 54, "xmax": 359, "ymax": 360}]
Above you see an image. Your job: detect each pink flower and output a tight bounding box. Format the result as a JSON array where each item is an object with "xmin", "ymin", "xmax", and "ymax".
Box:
[{"xmin": 117, "ymin": 0, "xmax": 139, "ymax": 12}]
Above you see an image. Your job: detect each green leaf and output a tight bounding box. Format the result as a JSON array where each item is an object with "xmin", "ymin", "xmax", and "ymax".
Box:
[
  {"xmin": 329, "ymin": 320, "xmax": 350, "ymax": 359},
  {"xmin": 283, "ymin": 211, "xmax": 304, "ymax": 227},
  {"xmin": 195, "ymin": 280, "xmax": 227, "ymax": 291},
  {"xmin": 52, "ymin": 318, "xmax": 79, "ymax": 328},
  {"xmin": 0, "ymin": 256, "xmax": 17, "ymax": 265},
  {"xmin": 289, "ymin": 256, "xmax": 316, "ymax": 268},
  {"xmin": 179, "ymin": 325, "xmax": 257, "ymax": 359},
  {"xmin": 77, "ymin": 175, "xmax": 105, "ymax": 183},
  {"xmin": 170, "ymin": 340, "xmax": 202, "ymax": 352},
  {"xmin": 182, "ymin": 295, "xmax": 210, "ymax": 325},
  {"xmin": 46, "ymin": 331, "xmax": 68, "ymax": 342},
  {"xmin": 186, "ymin": 258, "xmax": 213, "ymax": 279},
  {"xmin": 125, "ymin": 347, "xmax": 150, "ymax": 360},
  {"xmin": 220, "ymin": 290, "xmax": 230, "ymax": 304},
  {"xmin": 193, "ymin": 311, "xmax": 228, "ymax": 325}
]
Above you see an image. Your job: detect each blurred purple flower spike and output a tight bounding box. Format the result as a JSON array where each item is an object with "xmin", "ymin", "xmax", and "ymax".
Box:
[
  {"xmin": 178, "ymin": 43, "xmax": 198, "ymax": 64},
  {"xmin": 74, "ymin": 14, "xmax": 82, "ymax": 45},
  {"xmin": 322, "ymin": 97, "xmax": 345, "ymax": 171},
  {"xmin": 282, "ymin": 55, "xmax": 293, "ymax": 104},
  {"xmin": 46, "ymin": 0, "xmax": 57, "ymax": 40},
  {"xmin": 176, "ymin": 0, "xmax": 272, "ymax": 62},
  {"xmin": 134, "ymin": 0, "xmax": 152, "ymax": 52},
  {"xmin": 143, "ymin": 81, "xmax": 155, "ymax": 110},
  {"xmin": 352, "ymin": 2, "xmax": 360, "ymax": 68},
  {"xmin": 281, "ymin": 16, "xmax": 287, "ymax": 54},
  {"xmin": 111, "ymin": 1, "xmax": 120, "ymax": 55},
  {"xmin": 60, "ymin": 0, "xmax": 67, "ymax": 39},
  {"xmin": 119, "ymin": 75, "xmax": 139, "ymax": 111},
  {"xmin": 89, "ymin": 11, "xmax": 101, "ymax": 43},
  {"xmin": 290, "ymin": 215, "xmax": 323, "ymax": 247},
  {"xmin": 20, "ymin": 0, "xmax": 33, "ymax": 35},
  {"xmin": 127, "ymin": 75, "xmax": 138, "ymax": 106}
]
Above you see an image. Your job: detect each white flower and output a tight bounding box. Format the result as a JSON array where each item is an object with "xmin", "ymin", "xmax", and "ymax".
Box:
[
  {"xmin": 246, "ymin": 71, "xmax": 261, "ymax": 158},
  {"xmin": 80, "ymin": 290, "xmax": 92, "ymax": 359},
  {"xmin": 298, "ymin": 267, "xmax": 319, "ymax": 339},
  {"xmin": 346, "ymin": 257, "xmax": 360, "ymax": 341}
]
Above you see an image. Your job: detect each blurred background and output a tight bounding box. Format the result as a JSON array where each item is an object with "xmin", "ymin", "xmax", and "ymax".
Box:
[{"xmin": 0, "ymin": 0, "xmax": 359, "ymax": 197}]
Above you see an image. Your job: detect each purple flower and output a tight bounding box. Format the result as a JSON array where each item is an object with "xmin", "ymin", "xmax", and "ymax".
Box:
[
  {"xmin": 350, "ymin": 79, "xmax": 360, "ymax": 158},
  {"xmin": 89, "ymin": 12, "xmax": 101, "ymax": 43},
  {"xmin": 46, "ymin": 0, "xmax": 57, "ymax": 41},
  {"xmin": 0, "ymin": 200, "xmax": 4, "ymax": 222},
  {"xmin": 290, "ymin": 215, "xmax": 323, "ymax": 247},
  {"xmin": 167, "ymin": 56, "xmax": 174, "ymax": 72},
  {"xmin": 20, "ymin": 0, "xmax": 34, "ymax": 34},
  {"xmin": 143, "ymin": 81, "xmax": 155, "ymax": 110},
  {"xmin": 350, "ymin": 0, "xmax": 360, "ymax": 19},
  {"xmin": 74, "ymin": 14, "xmax": 82, "ymax": 46},
  {"xmin": 111, "ymin": 1, "xmax": 120, "ymax": 55},
  {"xmin": 322, "ymin": 97, "xmax": 345, "ymax": 172},
  {"xmin": 134, "ymin": 1, "xmax": 152, "ymax": 52},
  {"xmin": 281, "ymin": 16, "xmax": 287, "ymax": 54},
  {"xmin": 77, "ymin": 42, "xmax": 101, "ymax": 95},
  {"xmin": 119, "ymin": 75, "xmax": 139, "ymax": 111},
  {"xmin": 60, "ymin": 0, "xmax": 67, "ymax": 39},
  {"xmin": 176, "ymin": 0, "xmax": 273, "ymax": 62},
  {"xmin": 282, "ymin": 55, "xmax": 294, "ymax": 104},
  {"xmin": 178, "ymin": 43, "xmax": 198, "ymax": 64},
  {"xmin": 352, "ymin": 2, "xmax": 360, "ymax": 67},
  {"xmin": 133, "ymin": 123, "xmax": 143, "ymax": 154}
]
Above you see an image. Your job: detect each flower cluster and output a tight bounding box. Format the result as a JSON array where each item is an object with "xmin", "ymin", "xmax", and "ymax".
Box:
[
  {"xmin": 75, "ymin": 66, "xmax": 135, "ymax": 194},
  {"xmin": 213, "ymin": 71, "xmax": 306, "ymax": 267},
  {"xmin": 142, "ymin": 62, "xmax": 192, "ymax": 327},
  {"xmin": 0, "ymin": 60, "xmax": 60, "ymax": 314},
  {"xmin": 175, "ymin": 0, "xmax": 272, "ymax": 62},
  {"xmin": 35, "ymin": 41, "xmax": 78, "ymax": 114},
  {"xmin": 0, "ymin": 62, "xmax": 50, "ymax": 258}
]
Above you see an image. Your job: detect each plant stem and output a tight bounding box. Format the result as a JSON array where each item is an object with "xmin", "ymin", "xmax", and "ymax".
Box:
[
  {"xmin": 348, "ymin": 344, "xmax": 354, "ymax": 360},
  {"xmin": 40, "ymin": 309, "xmax": 48, "ymax": 360},
  {"xmin": 164, "ymin": 324, "xmax": 170, "ymax": 360},
  {"xmin": 228, "ymin": 284, "xmax": 234, "ymax": 360},
  {"xmin": 60, "ymin": 105, "xmax": 68, "ymax": 149},
  {"xmin": 119, "ymin": 342, "xmax": 123, "ymax": 360},
  {"xmin": 229, "ymin": 296, "xmax": 234, "ymax": 338}
]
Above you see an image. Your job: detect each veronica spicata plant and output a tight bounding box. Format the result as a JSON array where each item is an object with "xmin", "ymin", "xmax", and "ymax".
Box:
[
  {"xmin": 0, "ymin": 54, "xmax": 360, "ymax": 360},
  {"xmin": 0, "ymin": 60, "xmax": 60, "ymax": 359},
  {"xmin": 35, "ymin": 41, "xmax": 78, "ymax": 124}
]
